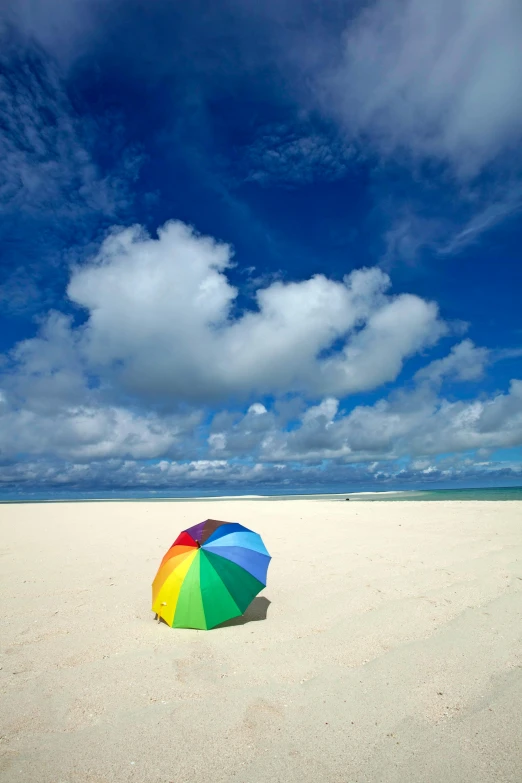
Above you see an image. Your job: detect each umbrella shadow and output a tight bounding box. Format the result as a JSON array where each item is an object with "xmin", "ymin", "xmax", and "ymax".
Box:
[{"xmin": 216, "ymin": 596, "xmax": 271, "ymax": 628}]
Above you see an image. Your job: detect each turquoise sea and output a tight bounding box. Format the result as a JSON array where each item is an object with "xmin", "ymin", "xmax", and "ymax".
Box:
[
  {"xmin": 336, "ymin": 487, "xmax": 522, "ymax": 501},
  {"xmin": 1, "ymin": 486, "xmax": 521, "ymax": 503}
]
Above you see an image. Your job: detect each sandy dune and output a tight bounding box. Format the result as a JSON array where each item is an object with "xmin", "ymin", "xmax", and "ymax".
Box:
[{"xmin": 1, "ymin": 499, "xmax": 521, "ymax": 782}]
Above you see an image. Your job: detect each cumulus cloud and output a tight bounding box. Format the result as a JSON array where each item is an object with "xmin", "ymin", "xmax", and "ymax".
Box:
[
  {"xmin": 414, "ymin": 339, "xmax": 489, "ymax": 384},
  {"xmin": 0, "ymin": 218, "xmax": 520, "ymax": 491},
  {"xmin": 208, "ymin": 402, "xmax": 277, "ymax": 458},
  {"xmin": 67, "ymin": 220, "xmax": 445, "ymax": 402},
  {"xmin": 0, "ymin": 311, "xmax": 202, "ymax": 463},
  {"xmin": 1, "ymin": 450, "xmax": 520, "ymax": 495},
  {"xmin": 248, "ymin": 403, "xmax": 267, "ymax": 415},
  {"xmin": 197, "ymin": 337, "xmax": 522, "ymax": 466},
  {"xmin": 0, "ymin": 404, "xmax": 198, "ymax": 462},
  {"xmin": 2, "ymin": 356, "xmax": 521, "ymax": 491},
  {"xmin": 0, "ymin": 215, "xmax": 447, "ymax": 469},
  {"xmin": 255, "ymin": 372, "xmax": 522, "ymax": 464}
]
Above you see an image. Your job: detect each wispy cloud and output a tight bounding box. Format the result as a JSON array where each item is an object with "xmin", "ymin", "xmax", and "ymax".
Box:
[
  {"xmin": 0, "ymin": 40, "xmax": 134, "ymax": 218},
  {"xmin": 438, "ymin": 185, "xmax": 522, "ymax": 255},
  {"xmin": 0, "ymin": 30, "xmax": 142, "ymax": 312},
  {"xmin": 0, "ymin": 0, "xmax": 101, "ymax": 65},
  {"xmin": 300, "ymin": 0, "xmax": 522, "ymax": 261},
  {"xmin": 375, "ymin": 169, "xmax": 522, "ymax": 265},
  {"xmin": 244, "ymin": 124, "xmax": 355, "ymax": 186},
  {"xmin": 381, "ymin": 211, "xmax": 444, "ymax": 268},
  {"xmin": 319, "ymin": 0, "xmax": 522, "ymax": 177}
]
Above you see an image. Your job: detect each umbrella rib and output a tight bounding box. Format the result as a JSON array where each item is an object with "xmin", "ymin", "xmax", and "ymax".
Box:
[
  {"xmin": 199, "ymin": 551, "xmax": 243, "ymax": 628},
  {"xmin": 201, "ymin": 544, "xmax": 270, "ymax": 586},
  {"xmin": 172, "ymin": 551, "xmax": 207, "ymax": 629},
  {"xmin": 203, "ymin": 550, "xmax": 265, "ymax": 616},
  {"xmin": 153, "ymin": 549, "xmax": 199, "ymax": 626}
]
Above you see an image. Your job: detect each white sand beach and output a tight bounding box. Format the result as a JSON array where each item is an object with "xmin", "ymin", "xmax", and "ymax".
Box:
[{"xmin": 1, "ymin": 499, "xmax": 521, "ymax": 783}]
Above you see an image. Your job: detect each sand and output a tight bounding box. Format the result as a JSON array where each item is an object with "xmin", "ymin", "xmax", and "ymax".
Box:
[{"xmin": 1, "ymin": 499, "xmax": 521, "ymax": 783}]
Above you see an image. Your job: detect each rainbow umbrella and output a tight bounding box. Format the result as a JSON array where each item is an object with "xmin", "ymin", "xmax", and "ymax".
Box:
[{"xmin": 152, "ymin": 519, "xmax": 271, "ymax": 629}]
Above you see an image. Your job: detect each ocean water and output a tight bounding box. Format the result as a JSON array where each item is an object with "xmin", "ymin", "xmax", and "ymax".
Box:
[
  {"xmin": 341, "ymin": 487, "xmax": 522, "ymax": 501},
  {"xmin": 1, "ymin": 486, "xmax": 521, "ymax": 503}
]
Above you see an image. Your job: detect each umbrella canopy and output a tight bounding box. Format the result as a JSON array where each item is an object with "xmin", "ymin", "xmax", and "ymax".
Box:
[{"xmin": 152, "ymin": 519, "xmax": 271, "ymax": 629}]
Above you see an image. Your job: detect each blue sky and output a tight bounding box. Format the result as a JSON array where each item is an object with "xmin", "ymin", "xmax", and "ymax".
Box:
[{"xmin": 1, "ymin": 0, "xmax": 521, "ymax": 495}]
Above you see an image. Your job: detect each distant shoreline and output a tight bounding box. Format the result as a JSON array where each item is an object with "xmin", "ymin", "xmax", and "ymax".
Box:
[{"xmin": 1, "ymin": 486, "xmax": 521, "ymax": 503}]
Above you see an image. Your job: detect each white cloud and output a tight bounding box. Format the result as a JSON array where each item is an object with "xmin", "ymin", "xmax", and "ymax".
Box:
[
  {"xmin": 198, "ymin": 340, "xmax": 521, "ymax": 466},
  {"xmin": 1, "ymin": 449, "xmax": 520, "ymax": 494},
  {"xmin": 0, "ymin": 404, "xmax": 197, "ymax": 462},
  {"xmin": 320, "ymin": 293, "xmax": 445, "ymax": 396},
  {"xmin": 248, "ymin": 403, "xmax": 268, "ymax": 415},
  {"xmin": 476, "ymin": 379, "xmax": 522, "ymax": 438},
  {"xmin": 321, "ymin": 0, "xmax": 522, "ymax": 178},
  {"xmin": 0, "ymin": 311, "xmax": 202, "ymax": 462},
  {"xmin": 1, "ymin": 333, "xmax": 521, "ymax": 490},
  {"xmin": 302, "ymin": 398, "xmax": 338, "ymax": 425},
  {"xmin": 0, "ymin": 207, "xmax": 445, "ymax": 464},
  {"xmin": 67, "ymin": 220, "xmax": 445, "ymax": 402},
  {"xmin": 0, "ymin": 218, "xmax": 520, "ymax": 489},
  {"xmin": 208, "ymin": 401, "xmax": 275, "ymax": 457},
  {"xmin": 208, "ymin": 432, "xmax": 227, "ymax": 451},
  {"xmin": 414, "ymin": 339, "xmax": 489, "ymax": 384},
  {"xmin": 4, "ymin": 312, "xmax": 85, "ymax": 412},
  {"xmin": 256, "ymin": 373, "xmax": 522, "ymax": 464}
]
